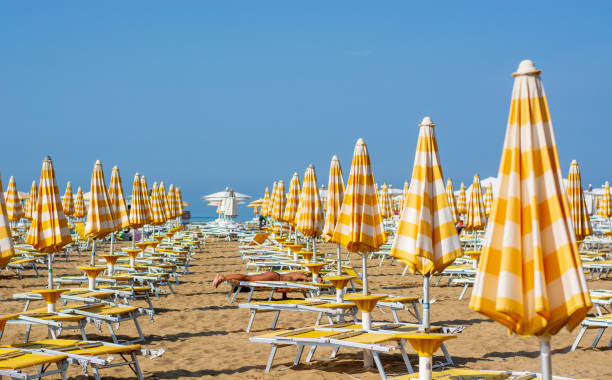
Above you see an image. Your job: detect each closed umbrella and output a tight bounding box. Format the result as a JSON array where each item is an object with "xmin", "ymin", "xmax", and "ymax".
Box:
[
  {"xmin": 5, "ymin": 176, "xmax": 24, "ymax": 223},
  {"xmin": 457, "ymin": 182, "xmax": 467, "ymax": 215},
  {"xmin": 159, "ymin": 182, "xmax": 171, "ymax": 222},
  {"xmin": 24, "ymin": 180, "xmax": 37, "ymax": 221},
  {"xmin": 73, "ymin": 186, "xmax": 86, "ymax": 219},
  {"xmin": 271, "ymin": 180, "xmax": 286, "ymax": 233},
  {"xmin": 61, "ymin": 182, "xmax": 74, "ymax": 218},
  {"xmin": 379, "ymin": 184, "xmax": 392, "ymax": 219},
  {"xmin": 0, "ymin": 173, "xmax": 16, "ymax": 269},
  {"xmin": 129, "ymin": 174, "xmax": 147, "ymax": 247},
  {"xmin": 140, "ymin": 175, "xmax": 153, "ymax": 227},
  {"xmin": 400, "ymin": 179, "xmax": 410, "ymax": 213},
  {"xmin": 322, "ymin": 155, "xmax": 345, "ymax": 276},
  {"xmin": 446, "ymin": 178, "xmax": 458, "ymax": 223},
  {"xmin": 151, "ymin": 182, "xmax": 166, "ymax": 231},
  {"xmin": 483, "ymin": 183, "xmax": 493, "ymax": 217},
  {"xmin": 261, "ymin": 187, "xmax": 271, "ymax": 218},
  {"xmin": 469, "ymin": 60, "xmax": 591, "ymax": 380},
  {"xmin": 108, "ymin": 166, "xmax": 130, "ymax": 254},
  {"xmin": 85, "ymin": 160, "xmax": 117, "ymax": 265},
  {"xmin": 224, "ymin": 190, "xmax": 238, "ymax": 218},
  {"xmin": 296, "ymin": 165, "xmax": 324, "ymax": 259},
  {"xmin": 465, "ymin": 174, "xmax": 486, "ymax": 231},
  {"xmin": 25, "ymin": 156, "xmax": 72, "ymax": 288},
  {"xmin": 175, "ymin": 186, "xmax": 185, "ymax": 222},
  {"xmin": 167, "ymin": 184, "xmax": 177, "ymax": 220},
  {"xmin": 598, "ymin": 181, "xmax": 611, "ymax": 219},
  {"xmin": 566, "ymin": 160, "xmax": 592, "ymax": 241},
  {"xmin": 282, "ymin": 173, "xmax": 301, "ymax": 238},
  {"xmin": 390, "ymin": 117, "xmax": 462, "ymax": 339}
]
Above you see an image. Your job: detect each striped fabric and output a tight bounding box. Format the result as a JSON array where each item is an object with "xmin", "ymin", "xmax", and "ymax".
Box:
[
  {"xmin": 25, "ymin": 156, "xmax": 72, "ymax": 253},
  {"xmin": 295, "ymin": 165, "xmax": 324, "ymax": 238},
  {"xmin": 484, "ymin": 184, "xmax": 494, "ymax": 217},
  {"xmin": 457, "ymin": 182, "xmax": 467, "ymax": 215},
  {"xmin": 167, "ymin": 184, "xmax": 177, "ymax": 219},
  {"xmin": 175, "ymin": 187, "xmax": 185, "ymax": 217},
  {"xmin": 61, "ymin": 181, "xmax": 74, "ymax": 217},
  {"xmin": 261, "ymin": 187, "xmax": 270, "ymax": 217},
  {"xmin": 159, "ymin": 182, "xmax": 171, "ymax": 220},
  {"xmin": 150, "ymin": 182, "xmax": 165, "ymax": 225},
  {"xmin": 140, "ymin": 175, "xmax": 153, "ymax": 224},
  {"xmin": 73, "ymin": 186, "xmax": 86, "ymax": 219},
  {"xmin": 566, "ymin": 160, "xmax": 592, "ymax": 241},
  {"xmin": 24, "ymin": 180, "xmax": 37, "ymax": 221},
  {"xmin": 400, "ymin": 180, "xmax": 410, "ymax": 213},
  {"xmin": 379, "ymin": 184, "xmax": 392, "ymax": 219},
  {"xmin": 470, "ymin": 60, "xmax": 591, "ymax": 336},
  {"xmin": 271, "ymin": 180, "xmax": 286, "ymax": 221},
  {"xmin": 85, "ymin": 160, "xmax": 117, "ymax": 239},
  {"xmin": 446, "ymin": 178, "xmax": 458, "ymax": 223},
  {"xmin": 5, "ymin": 176, "xmax": 24, "ymax": 222},
  {"xmin": 465, "ymin": 174, "xmax": 486, "ymax": 231},
  {"xmin": 128, "ymin": 174, "xmax": 148, "ymax": 228},
  {"xmin": 108, "ymin": 166, "xmax": 130, "ymax": 229},
  {"xmin": 390, "ymin": 117, "xmax": 462, "ymax": 275},
  {"xmin": 282, "ymin": 173, "xmax": 301, "ymax": 225},
  {"xmin": 598, "ymin": 181, "xmax": 611, "ymax": 218},
  {"xmin": 0, "ymin": 173, "xmax": 15, "ymax": 268},
  {"xmin": 322, "ymin": 156, "xmax": 345, "ymax": 242},
  {"xmin": 331, "ymin": 138, "xmax": 385, "ymax": 253}
]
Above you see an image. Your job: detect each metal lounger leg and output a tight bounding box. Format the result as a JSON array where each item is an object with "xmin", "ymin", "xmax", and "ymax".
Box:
[
  {"xmin": 132, "ymin": 314, "xmax": 146, "ymax": 342},
  {"xmin": 246, "ymin": 310, "xmax": 257, "ymax": 332},
  {"xmin": 571, "ymin": 326, "xmax": 588, "ymax": 351},
  {"xmin": 265, "ymin": 344, "xmax": 278, "ymax": 373},
  {"xmin": 458, "ymin": 283, "xmax": 469, "ymax": 300},
  {"xmin": 440, "ymin": 342, "xmax": 453, "ymax": 365},
  {"xmin": 591, "ymin": 327, "xmax": 606, "ymax": 348},
  {"xmin": 315, "ymin": 312, "xmax": 323, "ymax": 326},
  {"xmin": 231, "ymin": 286, "xmax": 242, "ymax": 303},
  {"xmin": 330, "ymin": 346, "xmax": 340, "ymax": 358},
  {"xmin": 271, "ymin": 311, "xmax": 280, "ymax": 328},
  {"xmin": 402, "ymin": 265, "xmax": 409, "ymax": 276},
  {"xmin": 371, "ymin": 352, "xmax": 387, "ymax": 380},
  {"xmin": 413, "ymin": 303, "xmax": 422, "ymax": 323},
  {"xmin": 131, "ymin": 351, "xmax": 144, "ymax": 380},
  {"xmin": 268, "ymin": 289, "xmax": 275, "ymax": 301},
  {"xmin": 106, "ymin": 322, "xmax": 120, "ymax": 344},
  {"xmin": 391, "ymin": 308, "xmax": 400, "ymax": 323},
  {"xmin": 305, "ymin": 345, "xmax": 317, "ymax": 362},
  {"xmin": 399, "ymin": 341, "xmax": 414, "ymax": 373},
  {"xmin": 293, "ymin": 345, "xmax": 305, "ymax": 366}
]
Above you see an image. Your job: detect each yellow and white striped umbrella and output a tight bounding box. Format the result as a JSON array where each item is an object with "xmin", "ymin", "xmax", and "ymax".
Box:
[
  {"xmin": 400, "ymin": 179, "xmax": 410, "ymax": 213},
  {"xmin": 446, "ymin": 178, "xmax": 458, "ymax": 223},
  {"xmin": 598, "ymin": 181, "xmax": 611, "ymax": 218},
  {"xmin": 332, "ymin": 138, "xmax": 385, "ymax": 295},
  {"xmin": 175, "ymin": 186, "xmax": 185, "ymax": 218},
  {"xmin": 483, "ymin": 184, "xmax": 494, "ymax": 217},
  {"xmin": 566, "ymin": 160, "xmax": 592, "ymax": 241},
  {"xmin": 296, "ymin": 165, "xmax": 324, "ymax": 238},
  {"xmin": 167, "ymin": 184, "xmax": 177, "ymax": 220},
  {"xmin": 108, "ymin": 166, "xmax": 130, "ymax": 229},
  {"xmin": 0, "ymin": 173, "xmax": 15, "ymax": 268},
  {"xmin": 282, "ymin": 173, "xmax": 301, "ymax": 226},
  {"xmin": 85, "ymin": 160, "xmax": 117, "ymax": 240},
  {"xmin": 271, "ymin": 180, "xmax": 286, "ymax": 222},
  {"xmin": 26, "ymin": 157, "xmax": 72, "ymax": 287},
  {"xmin": 322, "ymin": 156, "xmax": 345, "ymax": 242},
  {"xmin": 24, "ymin": 180, "xmax": 38, "ymax": 221},
  {"xmin": 61, "ymin": 181, "xmax": 74, "ymax": 217},
  {"xmin": 465, "ymin": 174, "xmax": 486, "ymax": 231},
  {"xmin": 150, "ymin": 182, "xmax": 165, "ymax": 225},
  {"xmin": 159, "ymin": 181, "xmax": 171, "ymax": 221},
  {"xmin": 270, "ymin": 181, "xmax": 278, "ymax": 218},
  {"xmin": 390, "ymin": 116, "xmax": 462, "ymax": 275},
  {"xmin": 140, "ymin": 175, "xmax": 153, "ymax": 224},
  {"xmin": 73, "ymin": 186, "xmax": 86, "ymax": 219},
  {"xmin": 470, "ymin": 60, "xmax": 591, "ymax": 369},
  {"xmin": 261, "ymin": 187, "xmax": 271, "ymax": 217},
  {"xmin": 457, "ymin": 182, "xmax": 467, "ymax": 215},
  {"xmin": 129, "ymin": 174, "xmax": 148, "ymax": 228},
  {"xmin": 5, "ymin": 176, "xmax": 24, "ymax": 222}
]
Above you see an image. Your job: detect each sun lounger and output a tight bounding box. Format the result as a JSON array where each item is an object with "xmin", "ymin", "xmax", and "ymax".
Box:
[
  {"xmin": 392, "ymin": 368, "xmax": 589, "ymax": 379},
  {"xmin": 570, "ymin": 313, "xmax": 612, "ymax": 351},
  {"xmin": 0, "ymin": 345, "xmax": 68, "ymax": 379},
  {"xmin": 226, "ymin": 280, "xmax": 334, "ymax": 303}
]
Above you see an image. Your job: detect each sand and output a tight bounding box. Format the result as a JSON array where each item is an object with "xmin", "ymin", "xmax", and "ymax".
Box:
[{"xmin": 0, "ymin": 238, "xmax": 610, "ymax": 379}]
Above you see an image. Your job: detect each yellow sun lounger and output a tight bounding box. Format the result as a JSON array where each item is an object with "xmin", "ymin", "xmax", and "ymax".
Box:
[
  {"xmin": 0, "ymin": 346, "xmax": 68, "ymax": 379},
  {"xmin": 393, "ymin": 368, "xmax": 591, "ymax": 379},
  {"xmin": 570, "ymin": 313, "xmax": 612, "ymax": 351}
]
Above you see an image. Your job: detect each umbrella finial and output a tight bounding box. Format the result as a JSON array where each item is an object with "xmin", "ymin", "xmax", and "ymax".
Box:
[
  {"xmin": 356, "ymin": 138, "xmax": 365, "ymax": 145},
  {"xmin": 513, "ymin": 59, "xmax": 541, "ymax": 77},
  {"xmin": 95, "ymin": 159, "xmax": 101, "ymax": 165},
  {"xmin": 419, "ymin": 116, "xmax": 435, "ymax": 127},
  {"xmin": 44, "ymin": 155, "xmax": 52, "ymax": 161},
  {"xmin": 571, "ymin": 159, "xmax": 578, "ymax": 164}
]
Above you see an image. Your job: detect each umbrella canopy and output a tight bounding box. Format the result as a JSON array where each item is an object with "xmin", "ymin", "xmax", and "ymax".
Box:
[
  {"xmin": 331, "ymin": 138, "xmax": 385, "ymax": 295},
  {"xmin": 598, "ymin": 181, "xmax": 611, "ymax": 218},
  {"xmin": 5, "ymin": 176, "xmax": 24, "ymax": 222},
  {"xmin": 108, "ymin": 166, "xmax": 130, "ymax": 230},
  {"xmin": 140, "ymin": 175, "xmax": 153, "ymax": 224},
  {"xmin": 129, "ymin": 174, "xmax": 148, "ymax": 228},
  {"xmin": 400, "ymin": 180, "xmax": 410, "ymax": 213},
  {"xmin": 282, "ymin": 173, "xmax": 301, "ymax": 226},
  {"xmin": 85, "ymin": 160, "xmax": 117, "ymax": 239},
  {"xmin": 456, "ymin": 182, "xmax": 467, "ymax": 215},
  {"xmin": 469, "ymin": 61, "xmax": 591, "ymax": 379},
  {"xmin": 446, "ymin": 178, "xmax": 458, "ymax": 223},
  {"xmin": 175, "ymin": 187, "xmax": 185, "ymax": 217},
  {"xmin": 150, "ymin": 182, "xmax": 165, "ymax": 225},
  {"xmin": 167, "ymin": 184, "xmax": 177, "ymax": 219},
  {"xmin": 465, "ymin": 174, "xmax": 486, "ymax": 231},
  {"xmin": 261, "ymin": 187, "xmax": 271, "ymax": 217},
  {"xmin": 390, "ymin": 116, "xmax": 463, "ymax": 274},
  {"xmin": 159, "ymin": 182, "xmax": 171, "ymax": 221},
  {"xmin": 271, "ymin": 180, "xmax": 286, "ymax": 222},
  {"xmin": 296, "ymin": 165, "xmax": 324, "ymax": 238},
  {"xmin": 322, "ymin": 156, "xmax": 345, "ymax": 242},
  {"xmin": 61, "ymin": 181, "xmax": 74, "ymax": 217},
  {"xmin": 24, "ymin": 180, "xmax": 38, "ymax": 221},
  {"xmin": 224, "ymin": 190, "xmax": 238, "ymax": 218},
  {"xmin": 484, "ymin": 183, "xmax": 494, "ymax": 217},
  {"xmin": 73, "ymin": 186, "xmax": 86, "ymax": 219},
  {"xmin": 0, "ymin": 173, "xmax": 16, "ymax": 268},
  {"xmin": 566, "ymin": 160, "xmax": 592, "ymax": 241},
  {"xmin": 202, "ymin": 188, "xmax": 251, "ymax": 203},
  {"xmin": 379, "ymin": 184, "xmax": 392, "ymax": 219}
]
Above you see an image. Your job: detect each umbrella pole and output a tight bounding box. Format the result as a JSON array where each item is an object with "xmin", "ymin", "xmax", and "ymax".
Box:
[
  {"xmin": 90, "ymin": 239, "xmax": 96, "ymax": 266},
  {"xmin": 362, "ymin": 254, "xmax": 368, "ymax": 295},
  {"xmin": 110, "ymin": 233, "xmax": 114, "ymax": 255},
  {"xmin": 336, "ymin": 244, "xmax": 342, "ymax": 276},
  {"xmin": 312, "ymin": 238, "xmax": 316, "ymax": 262},
  {"xmin": 47, "ymin": 253, "xmax": 53, "ymax": 289},
  {"xmin": 422, "ymin": 274, "xmax": 430, "ymax": 331},
  {"xmin": 539, "ymin": 335, "xmax": 552, "ymax": 380},
  {"xmin": 132, "ymin": 229, "xmax": 136, "ymax": 249}
]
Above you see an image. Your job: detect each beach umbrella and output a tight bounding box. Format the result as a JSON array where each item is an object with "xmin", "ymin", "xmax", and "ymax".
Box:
[
  {"xmin": 465, "ymin": 174, "xmax": 486, "ymax": 231},
  {"xmin": 223, "ymin": 189, "xmax": 238, "ymax": 218},
  {"xmin": 282, "ymin": 173, "xmax": 301, "ymax": 228},
  {"xmin": 25, "ymin": 156, "xmax": 72, "ymax": 288},
  {"xmin": 271, "ymin": 180, "xmax": 286, "ymax": 222},
  {"xmin": 379, "ymin": 184, "xmax": 392, "ymax": 219},
  {"xmin": 332, "ymin": 138, "xmax": 385, "ymax": 295},
  {"xmin": 296, "ymin": 165, "xmax": 324, "ymax": 259},
  {"xmin": 175, "ymin": 186, "xmax": 185, "ymax": 221},
  {"xmin": 483, "ymin": 183, "xmax": 493, "ymax": 217},
  {"xmin": 24, "ymin": 180, "xmax": 38, "ymax": 221},
  {"xmin": 457, "ymin": 182, "xmax": 467, "ymax": 215},
  {"xmin": 389, "ymin": 116, "xmax": 462, "ymax": 336},
  {"xmin": 167, "ymin": 184, "xmax": 177, "ymax": 220},
  {"xmin": 73, "ymin": 186, "xmax": 86, "ymax": 219},
  {"xmin": 108, "ymin": 166, "xmax": 130, "ymax": 230},
  {"xmin": 400, "ymin": 180, "xmax": 410, "ymax": 213},
  {"xmin": 159, "ymin": 181, "xmax": 171, "ymax": 222},
  {"xmin": 5, "ymin": 176, "xmax": 24, "ymax": 223},
  {"xmin": 261, "ymin": 187, "xmax": 270, "ymax": 217},
  {"xmin": 61, "ymin": 181, "xmax": 74, "ymax": 218},
  {"xmin": 0, "ymin": 173, "xmax": 16, "ymax": 269},
  {"xmin": 322, "ymin": 156, "xmax": 345, "ymax": 277},
  {"xmin": 150, "ymin": 182, "xmax": 164, "ymax": 227},
  {"xmin": 469, "ymin": 60, "xmax": 591, "ymax": 380},
  {"xmin": 598, "ymin": 181, "xmax": 611, "ymax": 219},
  {"xmin": 85, "ymin": 160, "xmax": 117, "ymax": 265},
  {"xmin": 446, "ymin": 178, "xmax": 458, "ymax": 223},
  {"xmin": 140, "ymin": 175, "xmax": 153, "ymax": 225},
  {"xmin": 566, "ymin": 160, "xmax": 592, "ymax": 241},
  {"xmin": 129, "ymin": 174, "xmax": 147, "ymax": 247}
]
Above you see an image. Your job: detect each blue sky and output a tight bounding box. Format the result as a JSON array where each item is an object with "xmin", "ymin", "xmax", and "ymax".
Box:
[{"xmin": 1, "ymin": 1, "xmax": 610, "ymax": 219}]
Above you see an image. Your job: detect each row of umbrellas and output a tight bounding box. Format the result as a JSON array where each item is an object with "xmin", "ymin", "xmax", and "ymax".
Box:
[{"xmin": 256, "ymin": 60, "xmax": 596, "ymax": 380}]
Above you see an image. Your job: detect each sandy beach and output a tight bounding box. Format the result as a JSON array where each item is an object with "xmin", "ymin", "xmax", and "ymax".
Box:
[{"xmin": 1, "ymin": 237, "xmax": 610, "ymax": 379}]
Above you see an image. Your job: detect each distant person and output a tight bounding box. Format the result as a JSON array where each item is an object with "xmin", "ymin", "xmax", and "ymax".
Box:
[
  {"xmin": 456, "ymin": 220, "xmax": 465, "ymax": 235},
  {"xmin": 212, "ymin": 271, "xmax": 315, "ymax": 288},
  {"xmin": 258, "ymin": 214, "xmax": 265, "ymax": 229}
]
